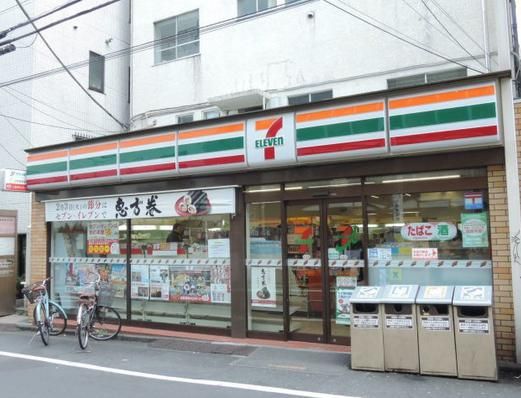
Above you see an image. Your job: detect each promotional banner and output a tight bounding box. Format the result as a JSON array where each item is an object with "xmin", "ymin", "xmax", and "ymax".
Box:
[
  {"xmin": 131, "ymin": 264, "xmax": 149, "ymax": 299},
  {"xmin": 45, "ymin": 188, "xmax": 236, "ymax": 222},
  {"xmin": 336, "ymin": 276, "xmax": 356, "ymax": 325},
  {"xmin": 251, "ymin": 266, "xmax": 276, "ymax": 308},
  {"xmin": 210, "ymin": 264, "xmax": 231, "ymax": 304},
  {"xmin": 461, "ymin": 213, "xmax": 489, "ymax": 248},
  {"xmin": 111, "ymin": 263, "xmax": 127, "ymax": 298},
  {"xmin": 169, "ymin": 269, "xmax": 211, "ymax": 303},
  {"xmin": 87, "ymin": 221, "xmax": 120, "ymax": 255},
  {"xmin": 401, "ymin": 222, "xmax": 457, "ymax": 241},
  {"xmin": 149, "ymin": 265, "xmax": 170, "ymax": 301}
]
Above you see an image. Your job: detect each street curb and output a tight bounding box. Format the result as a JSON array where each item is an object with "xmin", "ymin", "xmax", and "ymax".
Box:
[{"xmin": 9, "ymin": 321, "xmax": 521, "ymax": 371}]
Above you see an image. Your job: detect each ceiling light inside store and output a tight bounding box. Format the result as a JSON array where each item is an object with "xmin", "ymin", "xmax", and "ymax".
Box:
[
  {"xmin": 382, "ymin": 175, "xmax": 461, "ymax": 184},
  {"xmin": 356, "ymin": 224, "xmax": 378, "ymax": 228},
  {"xmin": 132, "ymin": 225, "xmax": 157, "ymax": 231},
  {"xmin": 208, "ymin": 228, "xmax": 222, "ymax": 232},
  {"xmin": 285, "ymin": 186, "xmax": 303, "ymax": 191},
  {"xmin": 385, "ymin": 223, "xmax": 405, "ymax": 227},
  {"xmin": 158, "ymin": 226, "xmax": 173, "ymax": 231},
  {"xmin": 246, "ymin": 188, "xmax": 281, "ymax": 193},
  {"xmin": 308, "ymin": 183, "xmax": 360, "ymax": 189},
  {"xmin": 118, "ymin": 225, "xmax": 127, "ymax": 231},
  {"xmin": 370, "ymin": 195, "xmax": 380, "ymax": 199}
]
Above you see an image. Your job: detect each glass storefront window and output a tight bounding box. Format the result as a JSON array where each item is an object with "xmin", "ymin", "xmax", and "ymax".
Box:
[
  {"xmin": 367, "ymin": 190, "xmax": 492, "ymax": 286},
  {"xmin": 246, "ymin": 202, "xmax": 283, "ymax": 334},
  {"xmin": 50, "ymin": 220, "xmax": 128, "ymax": 315},
  {"xmin": 365, "ymin": 169, "xmax": 486, "ymax": 185},
  {"xmin": 130, "ymin": 215, "xmax": 231, "ymax": 328}
]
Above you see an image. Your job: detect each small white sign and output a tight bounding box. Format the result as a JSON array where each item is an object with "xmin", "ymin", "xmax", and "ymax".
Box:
[
  {"xmin": 353, "ymin": 315, "xmax": 379, "ymax": 328},
  {"xmin": 368, "ymin": 247, "xmax": 392, "ymax": 260},
  {"xmin": 208, "ymin": 239, "xmax": 230, "ymax": 258},
  {"xmin": 423, "ymin": 286, "xmax": 448, "ymax": 300},
  {"xmin": 412, "ymin": 248, "xmax": 438, "ymax": 260},
  {"xmin": 421, "ymin": 316, "xmax": 450, "ymax": 331},
  {"xmin": 0, "ymin": 237, "xmax": 15, "ymax": 256},
  {"xmin": 389, "ymin": 285, "xmax": 411, "ymax": 299},
  {"xmin": 385, "ymin": 315, "xmax": 414, "ymax": 329},
  {"xmin": 459, "ymin": 319, "xmax": 489, "ymax": 334}
]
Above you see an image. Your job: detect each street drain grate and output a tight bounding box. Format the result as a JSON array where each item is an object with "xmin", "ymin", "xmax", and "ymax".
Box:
[{"xmin": 148, "ymin": 339, "xmax": 257, "ymax": 356}]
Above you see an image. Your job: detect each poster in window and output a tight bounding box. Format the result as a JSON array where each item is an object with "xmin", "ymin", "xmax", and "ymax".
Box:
[
  {"xmin": 211, "ymin": 264, "xmax": 231, "ymax": 304},
  {"xmin": 87, "ymin": 221, "xmax": 120, "ymax": 255},
  {"xmin": 461, "ymin": 213, "xmax": 489, "ymax": 248},
  {"xmin": 336, "ymin": 287, "xmax": 355, "ymax": 325},
  {"xmin": 149, "ymin": 265, "xmax": 170, "ymax": 301},
  {"xmin": 131, "ymin": 264, "xmax": 149, "ymax": 299},
  {"xmin": 251, "ymin": 267, "xmax": 276, "ymax": 308},
  {"xmin": 169, "ymin": 269, "xmax": 211, "ymax": 303},
  {"xmin": 111, "ymin": 263, "xmax": 127, "ymax": 298}
]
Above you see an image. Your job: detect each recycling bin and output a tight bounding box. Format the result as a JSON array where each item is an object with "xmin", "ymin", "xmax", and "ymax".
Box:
[
  {"xmin": 349, "ymin": 286, "xmax": 385, "ymax": 371},
  {"xmin": 453, "ymin": 285, "xmax": 497, "ymax": 381},
  {"xmin": 416, "ymin": 286, "xmax": 457, "ymax": 377},
  {"xmin": 382, "ymin": 284, "xmax": 420, "ymax": 373}
]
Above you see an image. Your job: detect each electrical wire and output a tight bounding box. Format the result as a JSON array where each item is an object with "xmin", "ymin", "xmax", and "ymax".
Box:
[
  {"xmin": 0, "ymin": 111, "xmax": 107, "ymax": 131},
  {"xmin": 2, "ymin": 87, "xmax": 113, "ymax": 135},
  {"xmin": 420, "ymin": 0, "xmax": 487, "ymax": 71},
  {"xmin": 0, "ymin": 0, "xmax": 30, "ymax": 17},
  {"xmin": 6, "ymin": 86, "xmax": 113, "ymax": 132},
  {"xmin": 0, "ymin": 0, "xmax": 82, "ymax": 40},
  {"xmin": 0, "ymin": 0, "xmax": 316, "ymax": 88},
  {"xmin": 333, "ymin": 0, "xmax": 475, "ymax": 73},
  {"xmin": 2, "ymin": 113, "xmax": 31, "ymax": 145},
  {"xmin": 1, "ymin": 0, "xmax": 115, "ymax": 47},
  {"xmin": 322, "ymin": 0, "xmax": 484, "ymax": 75},
  {"xmin": 15, "ymin": 33, "xmax": 37, "ymax": 48},
  {"xmin": 0, "ymin": 136, "xmax": 25, "ymax": 167},
  {"xmin": 430, "ymin": 0, "xmax": 486, "ymax": 53},
  {"xmin": 15, "ymin": 0, "xmax": 127, "ymax": 130}
]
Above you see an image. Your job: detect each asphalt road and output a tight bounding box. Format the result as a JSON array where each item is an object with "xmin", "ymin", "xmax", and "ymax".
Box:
[{"xmin": 0, "ymin": 330, "xmax": 519, "ymax": 398}]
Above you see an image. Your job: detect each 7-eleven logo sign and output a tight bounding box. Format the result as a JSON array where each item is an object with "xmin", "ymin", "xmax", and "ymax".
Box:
[{"xmin": 255, "ymin": 117, "xmax": 284, "ymax": 160}]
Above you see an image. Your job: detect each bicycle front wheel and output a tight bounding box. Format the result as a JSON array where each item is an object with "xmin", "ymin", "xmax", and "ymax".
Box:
[
  {"xmin": 77, "ymin": 304, "xmax": 90, "ymax": 350},
  {"xmin": 89, "ymin": 306, "xmax": 121, "ymax": 341},
  {"xmin": 34, "ymin": 301, "xmax": 67, "ymax": 336},
  {"xmin": 36, "ymin": 303, "xmax": 49, "ymax": 346}
]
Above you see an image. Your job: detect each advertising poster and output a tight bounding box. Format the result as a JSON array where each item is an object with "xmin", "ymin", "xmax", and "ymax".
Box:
[
  {"xmin": 211, "ymin": 264, "xmax": 231, "ymax": 304},
  {"xmin": 461, "ymin": 212, "xmax": 489, "ymax": 248},
  {"xmin": 149, "ymin": 265, "xmax": 170, "ymax": 301},
  {"xmin": 87, "ymin": 221, "xmax": 120, "ymax": 255},
  {"xmin": 251, "ymin": 267, "xmax": 276, "ymax": 308},
  {"xmin": 131, "ymin": 264, "xmax": 149, "ymax": 299},
  {"xmin": 336, "ymin": 287, "xmax": 354, "ymax": 325},
  {"xmin": 111, "ymin": 263, "xmax": 127, "ymax": 298},
  {"xmin": 169, "ymin": 269, "xmax": 211, "ymax": 303}
]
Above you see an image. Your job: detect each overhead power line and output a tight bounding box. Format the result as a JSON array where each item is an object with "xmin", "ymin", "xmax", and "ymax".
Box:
[
  {"xmin": 6, "ymin": 86, "xmax": 113, "ymax": 132},
  {"xmin": 0, "ymin": 0, "xmax": 82, "ymax": 40},
  {"xmin": 15, "ymin": 0, "xmax": 127, "ymax": 130},
  {"xmin": 1, "ymin": 0, "xmax": 114, "ymax": 47},
  {"xmin": 322, "ymin": 0, "xmax": 483, "ymax": 75},
  {"xmin": 420, "ymin": 0, "xmax": 487, "ymax": 71},
  {"xmin": 2, "ymin": 86, "xmax": 112, "ymax": 135},
  {"xmin": 0, "ymin": 0, "xmax": 30, "ymax": 17},
  {"xmin": 0, "ymin": 0, "xmax": 316, "ymax": 88}
]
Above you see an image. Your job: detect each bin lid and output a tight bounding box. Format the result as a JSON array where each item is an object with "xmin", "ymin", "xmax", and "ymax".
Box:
[
  {"xmin": 416, "ymin": 285, "xmax": 454, "ymax": 304},
  {"xmin": 382, "ymin": 284, "xmax": 419, "ymax": 303},
  {"xmin": 453, "ymin": 285, "xmax": 492, "ymax": 306},
  {"xmin": 350, "ymin": 286, "xmax": 385, "ymax": 303}
]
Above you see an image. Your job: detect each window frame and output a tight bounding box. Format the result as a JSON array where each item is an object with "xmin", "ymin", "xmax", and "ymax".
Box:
[
  {"xmin": 154, "ymin": 9, "xmax": 200, "ymax": 64},
  {"xmin": 88, "ymin": 51, "xmax": 105, "ymax": 94},
  {"xmin": 287, "ymin": 89, "xmax": 333, "ymax": 106},
  {"xmin": 237, "ymin": 0, "xmax": 276, "ymax": 17}
]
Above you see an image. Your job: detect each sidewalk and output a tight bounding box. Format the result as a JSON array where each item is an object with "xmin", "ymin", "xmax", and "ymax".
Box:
[{"xmin": 0, "ymin": 311, "xmax": 348, "ymax": 353}]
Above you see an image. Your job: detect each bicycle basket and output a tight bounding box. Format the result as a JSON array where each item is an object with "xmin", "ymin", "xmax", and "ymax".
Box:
[
  {"xmin": 97, "ymin": 282, "xmax": 114, "ymax": 306},
  {"xmin": 21, "ymin": 282, "xmax": 46, "ymax": 304}
]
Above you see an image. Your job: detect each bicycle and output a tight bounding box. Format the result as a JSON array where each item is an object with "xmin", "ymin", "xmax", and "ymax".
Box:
[
  {"xmin": 76, "ymin": 272, "xmax": 122, "ymax": 350},
  {"xmin": 21, "ymin": 278, "xmax": 68, "ymax": 346}
]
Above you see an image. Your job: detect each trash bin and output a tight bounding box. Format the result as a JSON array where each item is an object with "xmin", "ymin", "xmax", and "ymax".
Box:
[
  {"xmin": 349, "ymin": 286, "xmax": 385, "ymax": 371},
  {"xmin": 382, "ymin": 284, "xmax": 420, "ymax": 373},
  {"xmin": 453, "ymin": 285, "xmax": 497, "ymax": 381},
  {"xmin": 416, "ymin": 286, "xmax": 457, "ymax": 377}
]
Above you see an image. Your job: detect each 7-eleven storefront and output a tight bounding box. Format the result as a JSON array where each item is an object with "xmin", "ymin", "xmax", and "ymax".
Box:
[{"xmin": 27, "ymin": 72, "xmax": 520, "ymax": 362}]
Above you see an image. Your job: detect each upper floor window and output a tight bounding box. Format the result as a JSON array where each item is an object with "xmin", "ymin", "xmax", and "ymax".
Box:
[
  {"xmin": 154, "ymin": 10, "xmax": 199, "ymax": 64},
  {"xmin": 203, "ymin": 110, "xmax": 220, "ymax": 120},
  {"xmin": 238, "ymin": 0, "xmax": 276, "ymax": 17},
  {"xmin": 177, "ymin": 113, "xmax": 194, "ymax": 124},
  {"xmin": 288, "ymin": 90, "xmax": 333, "ymax": 106},
  {"xmin": 88, "ymin": 51, "xmax": 105, "ymax": 93},
  {"xmin": 387, "ymin": 68, "xmax": 467, "ymax": 90}
]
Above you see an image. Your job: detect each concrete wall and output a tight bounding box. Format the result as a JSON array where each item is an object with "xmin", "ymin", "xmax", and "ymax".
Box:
[{"xmin": 130, "ymin": 0, "xmax": 510, "ymax": 129}]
